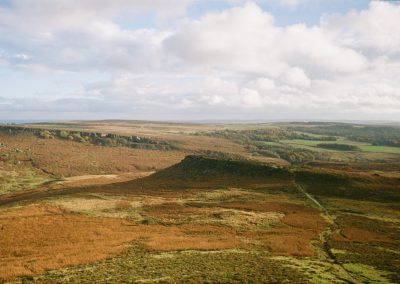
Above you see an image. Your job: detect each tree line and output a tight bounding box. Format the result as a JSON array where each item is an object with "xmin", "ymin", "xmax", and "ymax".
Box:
[
  {"xmin": 288, "ymin": 123, "xmax": 400, "ymax": 147},
  {"xmin": 0, "ymin": 125, "xmax": 179, "ymax": 151}
]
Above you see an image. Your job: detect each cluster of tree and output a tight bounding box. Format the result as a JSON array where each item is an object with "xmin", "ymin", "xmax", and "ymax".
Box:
[
  {"xmin": 195, "ymin": 129, "xmax": 282, "ymax": 143},
  {"xmin": 197, "ymin": 128, "xmax": 334, "ymax": 143},
  {"xmin": 288, "ymin": 123, "xmax": 400, "ymax": 147},
  {"xmin": 196, "ymin": 128, "xmax": 335, "ymax": 165},
  {"xmin": 246, "ymin": 143, "xmax": 326, "ymax": 165},
  {"xmin": 290, "ymin": 132, "xmax": 336, "ymax": 141},
  {"xmin": 316, "ymin": 143, "xmax": 360, "ymax": 151},
  {"xmin": 274, "ymin": 147, "xmax": 321, "ymax": 164},
  {"xmin": 0, "ymin": 125, "xmax": 178, "ymax": 151}
]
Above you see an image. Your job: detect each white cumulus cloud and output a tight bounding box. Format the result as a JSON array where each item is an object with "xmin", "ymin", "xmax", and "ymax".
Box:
[{"xmin": 0, "ymin": 1, "xmax": 400, "ymax": 120}]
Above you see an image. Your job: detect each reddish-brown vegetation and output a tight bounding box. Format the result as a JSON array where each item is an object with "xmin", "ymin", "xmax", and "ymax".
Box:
[
  {"xmin": 243, "ymin": 229, "xmax": 318, "ymax": 256},
  {"xmin": 28, "ymin": 121, "xmax": 249, "ymax": 156},
  {"xmin": 142, "ymin": 224, "xmax": 241, "ymax": 251},
  {"xmin": 0, "ymin": 133, "xmax": 184, "ymax": 176},
  {"xmin": 114, "ymin": 200, "xmax": 132, "ymax": 210},
  {"xmin": 0, "ymin": 205, "xmax": 241, "ymax": 280},
  {"xmin": 219, "ymin": 201, "xmax": 310, "ymax": 213},
  {"xmin": 144, "ymin": 201, "xmax": 328, "ymax": 256},
  {"xmin": 332, "ymin": 214, "xmax": 398, "ymax": 244},
  {"xmin": 0, "ymin": 205, "xmax": 138, "ymax": 279},
  {"xmin": 330, "ymin": 213, "xmax": 400, "ymax": 282},
  {"xmin": 143, "ymin": 202, "xmax": 209, "ymax": 221},
  {"xmin": 222, "ymin": 201, "xmax": 328, "ymax": 256},
  {"xmin": 333, "ymin": 227, "xmax": 394, "ymax": 243}
]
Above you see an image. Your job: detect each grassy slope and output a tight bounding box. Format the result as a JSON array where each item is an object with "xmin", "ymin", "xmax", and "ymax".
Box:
[
  {"xmin": 282, "ymin": 139, "xmax": 400, "ymax": 154},
  {"xmin": 42, "ymin": 157, "xmax": 400, "ymax": 282},
  {"xmin": 0, "ymin": 168, "xmax": 52, "ymax": 195},
  {"xmin": 1, "ymin": 122, "xmax": 400, "ymax": 283},
  {"xmin": 296, "ymin": 168, "xmax": 400, "ymax": 202},
  {"xmin": 1, "ymin": 155, "xmax": 399, "ymax": 283}
]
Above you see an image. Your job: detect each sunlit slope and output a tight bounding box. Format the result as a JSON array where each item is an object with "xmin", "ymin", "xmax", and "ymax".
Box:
[
  {"xmin": 99, "ymin": 155, "xmax": 293, "ymax": 196},
  {"xmin": 90, "ymin": 155, "xmax": 400, "ymax": 201},
  {"xmin": 296, "ymin": 169, "xmax": 400, "ymax": 202}
]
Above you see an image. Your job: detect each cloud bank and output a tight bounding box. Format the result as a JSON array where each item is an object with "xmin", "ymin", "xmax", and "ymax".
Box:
[{"xmin": 0, "ymin": 1, "xmax": 399, "ymax": 120}]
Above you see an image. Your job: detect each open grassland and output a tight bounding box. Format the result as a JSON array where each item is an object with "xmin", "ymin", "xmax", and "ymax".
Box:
[
  {"xmin": 0, "ymin": 205, "xmax": 140, "ymax": 280},
  {"xmin": 11, "ymin": 121, "xmax": 400, "ymax": 167},
  {"xmin": 1, "ymin": 121, "xmax": 400, "ymax": 283},
  {"xmin": 20, "ymin": 121, "xmax": 251, "ymax": 157},
  {"xmin": 0, "ymin": 158, "xmax": 335, "ymax": 282},
  {"xmin": 0, "ymin": 168, "xmax": 51, "ymax": 195},
  {"xmin": 330, "ymin": 213, "xmax": 400, "ymax": 283},
  {"xmin": 282, "ymin": 139, "xmax": 400, "ymax": 154},
  {"xmin": 1, "ymin": 156, "xmax": 398, "ymax": 283},
  {"xmin": 0, "ymin": 141, "xmax": 54, "ymax": 195},
  {"xmin": 30, "ymin": 247, "xmax": 310, "ymax": 284},
  {"xmin": 3, "ymin": 186, "xmax": 397, "ymax": 282},
  {"xmin": 0, "ymin": 186, "xmax": 329, "ymax": 282},
  {"xmin": 358, "ymin": 144, "xmax": 400, "ymax": 153},
  {"xmin": 0, "ymin": 133, "xmax": 184, "ymax": 178}
]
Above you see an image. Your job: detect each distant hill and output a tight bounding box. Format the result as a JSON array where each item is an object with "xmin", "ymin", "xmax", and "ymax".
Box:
[
  {"xmin": 105, "ymin": 155, "xmax": 400, "ymax": 202},
  {"xmin": 103, "ymin": 155, "xmax": 293, "ymax": 196},
  {"xmin": 152, "ymin": 155, "xmax": 290, "ymax": 180}
]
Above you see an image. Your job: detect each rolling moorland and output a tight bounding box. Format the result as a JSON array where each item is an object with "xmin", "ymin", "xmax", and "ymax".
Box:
[{"xmin": 0, "ymin": 121, "xmax": 399, "ymax": 283}]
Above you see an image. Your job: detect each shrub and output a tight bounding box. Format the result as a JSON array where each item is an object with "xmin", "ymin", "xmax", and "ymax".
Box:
[
  {"xmin": 316, "ymin": 143, "xmax": 360, "ymax": 151},
  {"xmin": 59, "ymin": 130, "xmax": 69, "ymax": 139}
]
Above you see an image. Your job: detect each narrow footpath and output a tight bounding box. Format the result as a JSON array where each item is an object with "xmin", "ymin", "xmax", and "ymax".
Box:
[{"xmin": 292, "ymin": 173, "xmax": 360, "ymax": 284}]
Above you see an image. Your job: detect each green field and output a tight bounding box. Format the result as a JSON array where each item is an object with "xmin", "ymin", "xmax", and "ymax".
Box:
[
  {"xmin": 281, "ymin": 139, "xmax": 400, "ymax": 154},
  {"xmin": 358, "ymin": 145, "xmax": 400, "ymax": 154},
  {"xmin": 281, "ymin": 139, "xmax": 332, "ymax": 146}
]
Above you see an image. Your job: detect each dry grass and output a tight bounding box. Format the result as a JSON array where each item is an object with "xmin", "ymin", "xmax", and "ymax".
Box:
[
  {"xmin": 0, "ymin": 133, "xmax": 184, "ymax": 176},
  {"xmin": 142, "ymin": 224, "xmax": 241, "ymax": 251},
  {"xmin": 115, "ymin": 200, "xmax": 133, "ymax": 210},
  {"xmin": 48, "ymin": 196, "xmax": 133, "ymax": 217},
  {"xmin": 51, "ymin": 172, "xmax": 153, "ymax": 189},
  {"xmin": 191, "ymin": 188, "xmax": 268, "ymax": 203},
  {"xmin": 0, "ymin": 197, "xmax": 330, "ymax": 280},
  {"xmin": 47, "ymin": 195, "xmax": 177, "ymax": 218},
  {"xmin": 0, "ymin": 205, "xmax": 138, "ymax": 280},
  {"xmin": 330, "ymin": 212, "xmax": 400, "ymax": 282},
  {"xmin": 334, "ymin": 214, "xmax": 400, "ymax": 240},
  {"xmin": 1, "ymin": 122, "xmax": 398, "ymax": 283},
  {"xmin": 243, "ymin": 229, "xmax": 318, "ymax": 256},
  {"xmin": 219, "ymin": 201, "xmax": 316, "ymax": 214},
  {"xmin": 0, "ymin": 204, "xmax": 243, "ymax": 280},
  {"xmin": 323, "ymin": 197, "xmax": 400, "ymax": 223},
  {"xmin": 0, "ymin": 168, "xmax": 50, "ymax": 195},
  {"xmin": 332, "ymin": 214, "xmax": 397, "ymax": 244},
  {"xmin": 221, "ymin": 201, "xmax": 328, "ymax": 256},
  {"xmin": 143, "ymin": 200, "xmax": 328, "ymax": 256},
  {"xmin": 143, "ymin": 202, "xmax": 284, "ymax": 228},
  {"xmin": 333, "ymin": 227, "xmax": 394, "ymax": 244},
  {"xmin": 27, "ymin": 122, "xmax": 250, "ymax": 156},
  {"xmin": 210, "ymin": 209, "xmax": 284, "ymax": 229}
]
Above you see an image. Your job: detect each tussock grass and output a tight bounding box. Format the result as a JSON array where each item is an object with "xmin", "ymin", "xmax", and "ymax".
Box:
[
  {"xmin": 343, "ymin": 263, "xmax": 394, "ymax": 283},
  {"xmin": 0, "ymin": 168, "xmax": 51, "ymax": 195},
  {"xmin": 273, "ymin": 256, "xmax": 355, "ymax": 284},
  {"xmin": 30, "ymin": 246, "xmax": 310, "ymax": 283}
]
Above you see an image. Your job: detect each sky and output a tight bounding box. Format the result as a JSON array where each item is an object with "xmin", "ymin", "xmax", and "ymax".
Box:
[{"xmin": 0, "ymin": 0, "xmax": 400, "ymax": 122}]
